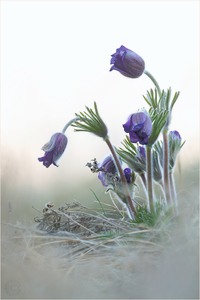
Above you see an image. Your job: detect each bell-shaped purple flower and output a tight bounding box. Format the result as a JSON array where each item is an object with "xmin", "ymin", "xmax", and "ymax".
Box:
[
  {"xmin": 38, "ymin": 132, "xmax": 68, "ymax": 168},
  {"xmin": 123, "ymin": 111, "xmax": 152, "ymax": 145},
  {"xmin": 98, "ymin": 156, "xmax": 117, "ymax": 187},
  {"xmin": 110, "ymin": 45, "xmax": 145, "ymax": 78}
]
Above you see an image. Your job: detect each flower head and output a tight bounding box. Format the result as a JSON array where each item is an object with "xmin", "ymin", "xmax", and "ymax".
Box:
[
  {"xmin": 97, "ymin": 155, "xmax": 132, "ymax": 187},
  {"xmin": 38, "ymin": 132, "xmax": 68, "ymax": 168},
  {"xmin": 169, "ymin": 130, "xmax": 181, "ymax": 142},
  {"xmin": 98, "ymin": 156, "xmax": 117, "ymax": 187},
  {"xmin": 169, "ymin": 130, "xmax": 183, "ymax": 170},
  {"xmin": 123, "ymin": 111, "xmax": 152, "ymax": 145},
  {"xmin": 110, "ymin": 45, "xmax": 145, "ymax": 78}
]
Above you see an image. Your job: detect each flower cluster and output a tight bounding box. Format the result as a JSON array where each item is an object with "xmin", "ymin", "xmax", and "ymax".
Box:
[{"xmin": 38, "ymin": 45, "xmax": 184, "ymax": 221}]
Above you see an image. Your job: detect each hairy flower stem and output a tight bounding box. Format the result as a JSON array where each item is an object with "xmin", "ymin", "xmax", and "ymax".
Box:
[
  {"xmin": 104, "ymin": 136, "xmax": 136, "ymax": 219},
  {"xmin": 146, "ymin": 146, "xmax": 155, "ymax": 213},
  {"xmin": 163, "ymin": 129, "xmax": 172, "ymax": 206},
  {"xmin": 139, "ymin": 172, "xmax": 148, "ymax": 199},
  {"xmin": 170, "ymin": 172, "xmax": 178, "ymax": 215},
  {"xmin": 139, "ymin": 172, "xmax": 147, "ymax": 189},
  {"xmin": 145, "ymin": 71, "xmax": 172, "ymax": 209},
  {"xmin": 144, "ymin": 70, "xmax": 162, "ymax": 97},
  {"xmin": 62, "ymin": 117, "xmax": 80, "ymax": 133}
]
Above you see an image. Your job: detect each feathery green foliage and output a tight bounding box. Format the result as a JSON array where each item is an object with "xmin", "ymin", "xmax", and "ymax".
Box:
[{"xmin": 72, "ymin": 102, "xmax": 108, "ymax": 138}]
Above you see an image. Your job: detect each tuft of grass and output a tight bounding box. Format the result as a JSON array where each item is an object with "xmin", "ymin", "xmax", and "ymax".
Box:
[{"xmin": 132, "ymin": 202, "xmax": 174, "ymax": 227}]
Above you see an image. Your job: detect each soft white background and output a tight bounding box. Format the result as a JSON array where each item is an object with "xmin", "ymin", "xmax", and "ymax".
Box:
[{"xmin": 1, "ymin": 0, "xmax": 199, "ymax": 216}]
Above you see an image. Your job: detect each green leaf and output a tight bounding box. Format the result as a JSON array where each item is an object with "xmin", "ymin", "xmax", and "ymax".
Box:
[
  {"xmin": 144, "ymin": 87, "xmax": 180, "ymax": 130},
  {"xmin": 170, "ymin": 91, "xmax": 180, "ymax": 111},
  {"xmin": 117, "ymin": 136, "xmax": 146, "ymax": 174},
  {"xmin": 148, "ymin": 110, "xmax": 169, "ymax": 145},
  {"xmin": 72, "ymin": 102, "xmax": 108, "ymax": 138}
]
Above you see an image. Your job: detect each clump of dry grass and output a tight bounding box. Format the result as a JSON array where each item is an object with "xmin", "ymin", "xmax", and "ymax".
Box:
[
  {"xmin": 31, "ymin": 201, "xmax": 171, "ymax": 259},
  {"xmin": 34, "ymin": 200, "xmax": 134, "ymax": 236}
]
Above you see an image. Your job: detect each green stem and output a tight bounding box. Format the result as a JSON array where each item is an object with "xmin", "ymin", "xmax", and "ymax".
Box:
[
  {"xmin": 163, "ymin": 130, "xmax": 172, "ymax": 206},
  {"xmin": 104, "ymin": 136, "xmax": 136, "ymax": 219},
  {"xmin": 144, "ymin": 70, "xmax": 162, "ymax": 97},
  {"xmin": 146, "ymin": 146, "xmax": 155, "ymax": 213},
  {"xmin": 62, "ymin": 117, "xmax": 80, "ymax": 133}
]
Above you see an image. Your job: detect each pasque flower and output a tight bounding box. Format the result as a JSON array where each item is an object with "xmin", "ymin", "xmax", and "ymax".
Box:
[
  {"xmin": 168, "ymin": 130, "xmax": 183, "ymax": 170},
  {"xmin": 110, "ymin": 45, "xmax": 145, "ymax": 78},
  {"xmin": 98, "ymin": 155, "xmax": 132, "ymax": 187},
  {"xmin": 123, "ymin": 111, "xmax": 152, "ymax": 145},
  {"xmin": 98, "ymin": 156, "xmax": 118, "ymax": 187},
  {"xmin": 38, "ymin": 132, "xmax": 68, "ymax": 168}
]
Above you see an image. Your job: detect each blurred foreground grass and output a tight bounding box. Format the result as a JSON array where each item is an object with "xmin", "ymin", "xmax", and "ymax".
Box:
[{"xmin": 1, "ymin": 160, "xmax": 199, "ymax": 299}]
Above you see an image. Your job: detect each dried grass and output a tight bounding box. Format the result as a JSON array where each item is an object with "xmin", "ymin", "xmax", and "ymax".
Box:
[{"xmin": 1, "ymin": 193, "xmax": 199, "ymax": 299}]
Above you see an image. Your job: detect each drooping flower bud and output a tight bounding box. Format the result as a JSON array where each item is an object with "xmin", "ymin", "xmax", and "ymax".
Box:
[
  {"xmin": 168, "ymin": 130, "xmax": 183, "ymax": 170},
  {"xmin": 38, "ymin": 132, "xmax": 68, "ymax": 168},
  {"xmin": 110, "ymin": 45, "xmax": 145, "ymax": 78},
  {"xmin": 123, "ymin": 111, "xmax": 152, "ymax": 145},
  {"xmin": 98, "ymin": 156, "xmax": 118, "ymax": 187}
]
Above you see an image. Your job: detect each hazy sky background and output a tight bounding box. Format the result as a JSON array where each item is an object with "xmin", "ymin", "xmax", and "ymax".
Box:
[{"xmin": 1, "ymin": 0, "xmax": 199, "ymax": 216}]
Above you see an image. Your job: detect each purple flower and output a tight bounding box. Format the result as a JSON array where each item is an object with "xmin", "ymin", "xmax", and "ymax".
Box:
[
  {"xmin": 124, "ymin": 168, "xmax": 132, "ymax": 183},
  {"xmin": 110, "ymin": 45, "xmax": 145, "ymax": 78},
  {"xmin": 98, "ymin": 155, "xmax": 132, "ymax": 187},
  {"xmin": 123, "ymin": 112, "xmax": 152, "ymax": 145},
  {"xmin": 168, "ymin": 130, "xmax": 183, "ymax": 169},
  {"xmin": 38, "ymin": 132, "xmax": 68, "ymax": 168},
  {"xmin": 169, "ymin": 130, "xmax": 181, "ymax": 142},
  {"xmin": 98, "ymin": 156, "xmax": 117, "ymax": 187}
]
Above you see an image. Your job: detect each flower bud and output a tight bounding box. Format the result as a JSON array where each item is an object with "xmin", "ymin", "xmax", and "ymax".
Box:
[
  {"xmin": 169, "ymin": 130, "xmax": 183, "ymax": 170},
  {"xmin": 38, "ymin": 132, "xmax": 68, "ymax": 168},
  {"xmin": 124, "ymin": 168, "xmax": 134, "ymax": 184},
  {"xmin": 169, "ymin": 130, "xmax": 181, "ymax": 142},
  {"xmin": 98, "ymin": 156, "xmax": 117, "ymax": 187},
  {"xmin": 110, "ymin": 45, "xmax": 145, "ymax": 78},
  {"xmin": 123, "ymin": 111, "xmax": 152, "ymax": 145}
]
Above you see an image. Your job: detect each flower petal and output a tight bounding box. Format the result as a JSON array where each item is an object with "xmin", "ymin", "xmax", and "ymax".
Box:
[{"xmin": 129, "ymin": 131, "xmax": 139, "ymax": 143}]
